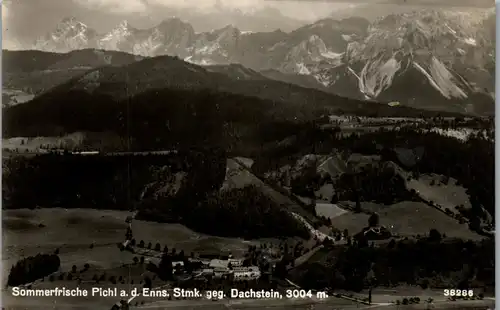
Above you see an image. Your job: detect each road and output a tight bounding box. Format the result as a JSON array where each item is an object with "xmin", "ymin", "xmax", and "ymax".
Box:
[
  {"xmin": 290, "ymin": 212, "xmax": 342, "ymax": 244},
  {"xmin": 3, "ymin": 149, "xmax": 177, "ymax": 157}
]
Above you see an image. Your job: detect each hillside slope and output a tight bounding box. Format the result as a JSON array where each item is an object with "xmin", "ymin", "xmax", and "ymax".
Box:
[
  {"xmin": 4, "ymin": 53, "xmax": 460, "ymax": 122},
  {"xmin": 3, "ymin": 49, "xmax": 144, "ymax": 95}
]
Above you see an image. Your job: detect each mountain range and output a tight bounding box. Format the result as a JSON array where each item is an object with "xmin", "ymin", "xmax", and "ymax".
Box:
[
  {"xmin": 4, "ymin": 51, "xmax": 461, "ymax": 155},
  {"xmin": 26, "ymin": 7, "xmax": 496, "ymax": 115}
]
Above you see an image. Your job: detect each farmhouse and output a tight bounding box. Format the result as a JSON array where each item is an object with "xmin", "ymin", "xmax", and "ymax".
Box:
[{"xmin": 209, "ymin": 259, "xmax": 229, "ymax": 269}]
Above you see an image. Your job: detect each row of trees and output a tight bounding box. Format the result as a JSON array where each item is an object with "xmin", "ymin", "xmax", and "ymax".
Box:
[{"xmin": 7, "ymin": 254, "xmax": 60, "ymax": 286}]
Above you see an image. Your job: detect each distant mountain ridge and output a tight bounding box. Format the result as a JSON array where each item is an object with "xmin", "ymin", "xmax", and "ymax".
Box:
[
  {"xmin": 4, "ymin": 54, "xmax": 462, "ymax": 154},
  {"xmin": 23, "ymin": 8, "xmax": 497, "ymax": 115}
]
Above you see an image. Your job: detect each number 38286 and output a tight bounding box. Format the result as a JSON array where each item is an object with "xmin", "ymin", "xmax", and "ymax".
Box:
[{"xmin": 444, "ymin": 289, "xmax": 474, "ymax": 297}]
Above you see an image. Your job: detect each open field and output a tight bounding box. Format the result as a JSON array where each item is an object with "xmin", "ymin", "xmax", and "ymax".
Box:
[
  {"xmin": 2, "ymin": 133, "xmax": 87, "ymax": 152},
  {"xmin": 329, "ymin": 201, "xmax": 483, "ymax": 240},
  {"xmin": 3, "ymin": 209, "xmax": 262, "ymax": 281},
  {"xmin": 315, "ymin": 202, "xmax": 349, "ymax": 219},
  {"xmin": 406, "ymin": 174, "xmax": 472, "ymax": 215}
]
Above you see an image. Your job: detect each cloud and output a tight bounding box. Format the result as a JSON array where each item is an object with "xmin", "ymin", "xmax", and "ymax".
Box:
[
  {"xmin": 3, "ymin": 1, "xmax": 11, "ymax": 27},
  {"xmin": 74, "ymin": 0, "xmax": 149, "ymax": 13},
  {"xmin": 72, "ymin": 0, "xmax": 352, "ymax": 17},
  {"xmin": 73, "ymin": 0, "xmax": 222, "ymax": 13}
]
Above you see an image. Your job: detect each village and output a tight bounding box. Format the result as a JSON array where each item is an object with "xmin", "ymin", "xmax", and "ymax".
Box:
[{"xmin": 119, "ymin": 216, "xmax": 278, "ymax": 287}]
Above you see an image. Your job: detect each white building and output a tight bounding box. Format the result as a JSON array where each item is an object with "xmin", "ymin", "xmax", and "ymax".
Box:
[
  {"xmin": 228, "ymin": 258, "xmax": 244, "ymax": 267},
  {"xmin": 233, "ymin": 266, "xmax": 261, "ymax": 280},
  {"xmin": 209, "ymin": 259, "xmax": 229, "ymax": 269}
]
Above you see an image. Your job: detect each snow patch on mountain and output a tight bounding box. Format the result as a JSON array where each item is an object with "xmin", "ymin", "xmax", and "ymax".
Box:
[
  {"xmin": 99, "ymin": 20, "xmax": 134, "ymax": 50},
  {"xmin": 313, "ymin": 72, "xmax": 333, "ymax": 87},
  {"xmin": 184, "ymin": 56, "xmax": 215, "ymax": 66},
  {"xmin": 463, "ymin": 37, "xmax": 477, "ymax": 46},
  {"xmin": 341, "ymin": 34, "xmax": 353, "ymax": 41},
  {"xmin": 296, "ymin": 63, "xmax": 311, "ymax": 75},
  {"xmin": 321, "ymin": 51, "xmax": 344, "ymax": 60},
  {"xmin": 359, "ymin": 57, "xmax": 401, "ymax": 98},
  {"xmin": 413, "ymin": 57, "xmax": 467, "ymax": 99}
]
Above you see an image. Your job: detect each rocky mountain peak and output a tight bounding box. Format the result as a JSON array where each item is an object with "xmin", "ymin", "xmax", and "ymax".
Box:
[
  {"xmin": 156, "ymin": 17, "xmax": 193, "ymax": 32},
  {"xmin": 30, "ymin": 8, "xmax": 495, "ymax": 115},
  {"xmin": 35, "ymin": 17, "xmax": 98, "ymax": 52}
]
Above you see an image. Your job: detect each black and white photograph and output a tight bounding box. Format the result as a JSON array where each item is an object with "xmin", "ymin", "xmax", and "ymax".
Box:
[{"xmin": 1, "ymin": 0, "xmax": 495, "ymax": 309}]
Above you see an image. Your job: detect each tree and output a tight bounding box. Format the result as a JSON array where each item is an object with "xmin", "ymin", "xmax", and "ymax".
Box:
[
  {"xmin": 143, "ymin": 276, "xmax": 152, "ymax": 289},
  {"xmin": 163, "ymin": 245, "xmax": 169, "ymax": 253},
  {"xmin": 71, "ymin": 265, "xmax": 77, "ymax": 273},
  {"xmin": 125, "ymin": 227, "xmax": 133, "ymax": 240},
  {"xmin": 139, "ymin": 240, "xmax": 145, "ymax": 248},
  {"xmin": 469, "ymin": 216, "xmax": 481, "ymax": 231},
  {"xmin": 158, "ymin": 252, "xmax": 173, "ymax": 281},
  {"xmin": 6, "ymin": 253, "xmax": 60, "ymax": 287},
  {"xmin": 331, "ymin": 193, "xmax": 338, "ymax": 204},
  {"xmin": 368, "ymin": 213, "xmax": 379, "ymax": 227},
  {"xmin": 343, "ymin": 229, "xmax": 349, "ymax": 239},
  {"xmin": 428, "ymin": 229, "xmax": 442, "ymax": 242},
  {"xmin": 420, "ymin": 279, "xmax": 429, "ymax": 289},
  {"xmin": 355, "ymin": 193, "xmax": 362, "ymax": 213}
]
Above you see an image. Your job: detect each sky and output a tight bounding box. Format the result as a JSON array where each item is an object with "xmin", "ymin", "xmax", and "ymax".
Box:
[
  {"xmin": 1, "ymin": 0, "xmax": 493, "ymax": 50},
  {"xmin": 1, "ymin": 0, "xmax": 350, "ymax": 49}
]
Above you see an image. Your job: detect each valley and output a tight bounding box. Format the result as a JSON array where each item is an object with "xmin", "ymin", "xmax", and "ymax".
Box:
[{"xmin": 1, "ymin": 2, "xmax": 495, "ymax": 309}]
